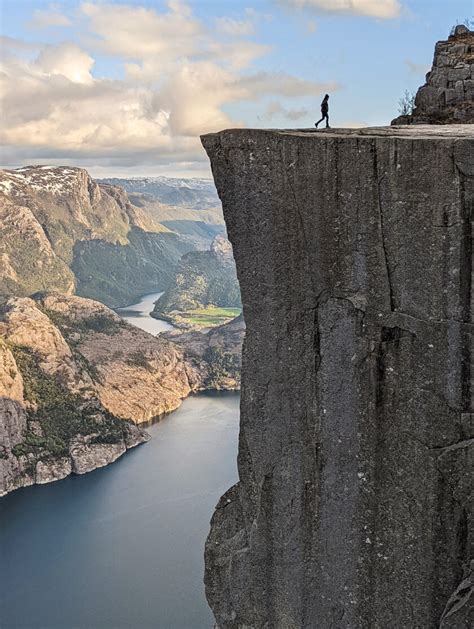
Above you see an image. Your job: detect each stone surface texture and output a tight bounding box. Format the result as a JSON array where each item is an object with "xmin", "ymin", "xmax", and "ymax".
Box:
[
  {"xmin": 392, "ymin": 25, "xmax": 474, "ymax": 125},
  {"xmin": 202, "ymin": 126, "xmax": 474, "ymax": 628}
]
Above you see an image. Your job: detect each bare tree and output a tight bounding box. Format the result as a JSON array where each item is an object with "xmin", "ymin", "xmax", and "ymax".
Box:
[{"xmin": 398, "ymin": 90, "xmax": 416, "ymax": 116}]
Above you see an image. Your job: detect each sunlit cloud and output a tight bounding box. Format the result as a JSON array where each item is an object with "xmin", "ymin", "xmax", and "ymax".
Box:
[
  {"xmin": 1, "ymin": 1, "xmax": 335, "ymax": 172},
  {"xmin": 277, "ymin": 0, "xmax": 402, "ymax": 19},
  {"xmin": 263, "ymin": 101, "xmax": 309, "ymax": 121},
  {"xmin": 28, "ymin": 3, "xmax": 72, "ymax": 29}
]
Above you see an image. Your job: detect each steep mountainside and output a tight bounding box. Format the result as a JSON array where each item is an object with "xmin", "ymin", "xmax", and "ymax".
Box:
[
  {"xmin": 392, "ymin": 25, "xmax": 474, "ymax": 125},
  {"xmin": 202, "ymin": 126, "xmax": 474, "ymax": 627},
  {"xmin": 153, "ymin": 235, "xmax": 241, "ymax": 326},
  {"xmin": 101, "ymin": 176, "xmax": 226, "ymax": 250},
  {"xmin": 128, "ymin": 192, "xmax": 225, "ymax": 249},
  {"xmin": 0, "ymin": 293, "xmax": 201, "ymax": 496},
  {"xmin": 163, "ymin": 314, "xmax": 244, "ymax": 390},
  {"xmin": 0, "ymin": 167, "xmax": 193, "ymax": 306}
]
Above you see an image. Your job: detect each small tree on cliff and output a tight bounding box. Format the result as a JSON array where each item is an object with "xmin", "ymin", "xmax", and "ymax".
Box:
[{"xmin": 398, "ymin": 90, "xmax": 416, "ymax": 116}]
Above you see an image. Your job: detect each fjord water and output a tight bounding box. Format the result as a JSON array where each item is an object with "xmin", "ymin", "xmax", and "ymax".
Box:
[
  {"xmin": 115, "ymin": 291, "xmax": 174, "ymax": 335},
  {"xmin": 0, "ymin": 295, "xmax": 240, "ymax": 629}
]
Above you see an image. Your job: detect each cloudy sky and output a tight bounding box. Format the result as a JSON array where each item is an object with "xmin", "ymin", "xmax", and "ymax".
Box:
[{"xmin": 1, "ymin": 0, "xmax": 472, "ymax": 177}]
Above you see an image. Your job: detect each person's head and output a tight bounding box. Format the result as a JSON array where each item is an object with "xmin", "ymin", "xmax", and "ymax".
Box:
[{"xmin": 324, "ymin": 94, "xmax": 329, "ymax": 101}]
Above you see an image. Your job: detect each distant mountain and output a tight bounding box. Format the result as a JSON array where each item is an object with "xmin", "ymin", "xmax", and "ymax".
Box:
[
  {"xmin": 98, "ymin": 176, "xmax": 220, "ymax": 209},
  {"xmin": 100, "ymin": 176, "xmax": 225, "ymax": 249},
  {"xmin": 0, "ymin": 166, "xmax": 193, "ymax": 307}
]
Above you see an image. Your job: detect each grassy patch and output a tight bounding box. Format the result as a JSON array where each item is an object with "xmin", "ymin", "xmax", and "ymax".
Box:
[{"xmin": 180, "ymin": 307, "xmax": 241, "ymax": 327}]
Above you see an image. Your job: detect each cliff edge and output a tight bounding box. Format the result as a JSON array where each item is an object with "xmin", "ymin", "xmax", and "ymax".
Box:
[{"xmin": 202, "ymin": 126, "xmax": 474, "ymax": 627}]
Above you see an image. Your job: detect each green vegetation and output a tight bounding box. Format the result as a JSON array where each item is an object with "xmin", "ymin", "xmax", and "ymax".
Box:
[
  {"xmin": 153, "ymin": 243, "xmax": 241, "ymax": 326},
  {"xmin": 77, "ymin": 314, "xmax": 125, "ymax": 335},
  {"xmin": 40, "ymin": 306, "xmax": 125, "ymax": 337},
  {"xmin": 204, "ymin": 346, "xmax": 240, "ymax": 388},
  {"xmin": 126, "ymin": 351, "xmax": 152, "ymax": 371},
  {"xmin": 181, "ymin": 307, "xmax": 241, "ymax": 327},
  {"xmin": 0, "ymin": 232, "xmax": 73, "ymax": 301},
  {"xmin": 11, "ymin": 346, "xmax": 124, "ymax": 460},
  {"xmin": 72, "ymin": 228, "xmax": 192, "ymax": 307}
]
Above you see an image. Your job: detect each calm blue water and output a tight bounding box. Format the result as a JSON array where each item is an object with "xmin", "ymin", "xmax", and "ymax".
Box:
[{"xmin": 0, "ymin": 295, "xmax": 240, "ymax": 629}]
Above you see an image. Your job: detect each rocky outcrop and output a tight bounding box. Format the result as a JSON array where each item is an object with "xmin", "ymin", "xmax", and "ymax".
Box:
[
  {"xmin": 0, "ymin": 166, "xmax": 192, "ymax": 306},
  {"xmin": 152, "ymin": 234, "xmax": 241, "ymax": 328},
  {"xmin": 392, "ymin": 25, "xmax": 474, "ymax": 125},
  {"xmin": 0, "ymin": 292, "xmax": 200, "ymax": 496},
  {"xmin": 202, "ymin": 126, "xmax": 474, "ymax": 627},
  {"xmin": 163, "ymin": 314, "xmax": 244, "ymax": 390}
]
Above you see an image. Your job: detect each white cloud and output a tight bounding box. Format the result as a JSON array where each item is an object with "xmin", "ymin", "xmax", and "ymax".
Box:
[
  {"xmin": 263, "ymin": 101, "xmax": 309, "ymax": 121},
  {"xmin": 278, "ymin": 0, "xmax": 402, "ymax": 19},
  {"xmin": 29, "ymin": 4, "xmax": 72, "ymax": 28},
  {"xmin": 215, "ymin": 17, "xmax": 256, "ymax": 37},
  {"xmin": 35, "ymin": 43, "xmax": 95, "ymax": 84},
  {"xmin": 80, "ymin": 1, "xmax": 204, "ymax": 62},
  {"xmin": 1, "ymin": 1, "xmax": 338, "ymax": 173}
]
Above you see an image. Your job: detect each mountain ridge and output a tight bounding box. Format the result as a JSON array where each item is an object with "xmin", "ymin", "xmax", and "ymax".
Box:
[{"xmin": 0, "ymin": 166, "xmax": 194, "ymax": 307}]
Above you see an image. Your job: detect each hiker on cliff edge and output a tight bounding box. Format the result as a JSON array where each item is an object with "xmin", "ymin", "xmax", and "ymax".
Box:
[{"xmin": 315, "ymin": 94, "xmax": 330, "ymax": 128}]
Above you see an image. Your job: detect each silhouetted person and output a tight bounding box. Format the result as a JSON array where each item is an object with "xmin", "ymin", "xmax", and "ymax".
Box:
[{"xmin": 315, "ymin": 94, "xmax": 330, "ymax": 128}]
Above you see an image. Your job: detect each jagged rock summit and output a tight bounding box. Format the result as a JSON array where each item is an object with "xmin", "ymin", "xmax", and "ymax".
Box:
[
  {"xmin": 392, "ymin": 24, "xmax": 474, "ymax": 125},
  {"xmin": 202, "ymin": 125, "xmax": 473, "ymax": 627}
]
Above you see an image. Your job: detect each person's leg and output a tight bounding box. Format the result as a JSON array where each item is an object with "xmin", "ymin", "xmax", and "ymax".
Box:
[
  {"xmin": 315, "ymin": 116, "xmax": 324, "ymax": 128},
  {"xmin": 325, "ymin": 113, "xmax": 330, "ymax": 128}
]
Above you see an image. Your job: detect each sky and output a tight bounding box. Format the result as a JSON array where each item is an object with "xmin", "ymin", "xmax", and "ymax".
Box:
[{"xmin": 1, "ymin": 0, "xmax": 473, "ymax": 177}]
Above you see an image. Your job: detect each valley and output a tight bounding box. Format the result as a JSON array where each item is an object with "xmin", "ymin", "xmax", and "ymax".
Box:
[{"xmin": 0, "ymin": 167, "xmax": 243, "ymax": 496}]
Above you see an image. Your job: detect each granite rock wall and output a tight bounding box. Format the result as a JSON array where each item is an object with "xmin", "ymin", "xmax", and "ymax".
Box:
[
  {"xmin": 392, "ymin": 25, "xmax": 474, "ymax": 125},
  {"xmin": 202, "ymin": 126, "xmax": 474, "ymax": 628}
]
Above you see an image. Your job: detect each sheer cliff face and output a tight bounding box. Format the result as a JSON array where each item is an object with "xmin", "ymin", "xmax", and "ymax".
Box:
[{"xmin": 202, "ymin": 126, "xmax": 474, "ymax": 627}]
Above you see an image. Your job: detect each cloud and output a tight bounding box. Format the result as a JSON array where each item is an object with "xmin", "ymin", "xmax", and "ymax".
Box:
[
  {"xmin": 263, "ymin": 101, "xmax": 309, "ymax": 121},
  {"xmin": 29, "ymin": 4, "xmax": 72, "ymax": 28},
  {"xmin": 215, "ymin": 17, "xmax": 256, "ymax": 37},
  {"xmin": 80, "ymin": 1, "xmax": 204, "ymax": 62},
  {"xmin": 235, "ymin": 72, "xmax": 338, "ymax": 98},
  {"xmin": 35, "ymin": 43, "xmax": 95, "ymax": 83},
  {"xmin": 1, "ymin": 2, "xmax": 335, "ymax": 173},
  {"xmin": 405, "ymin": 59, "xmax": 429, "ymax": 76},
  {"xmin": 277, "ymin": 0, "xmax": 402, "ymax": 19}
]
